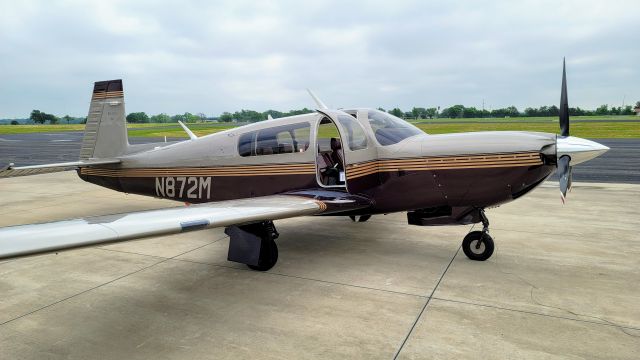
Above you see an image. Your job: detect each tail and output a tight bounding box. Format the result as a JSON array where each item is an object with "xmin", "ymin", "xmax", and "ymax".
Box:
[{"xmin": 79, "ymin": 79, "xmax": 129, "ymax": 159}]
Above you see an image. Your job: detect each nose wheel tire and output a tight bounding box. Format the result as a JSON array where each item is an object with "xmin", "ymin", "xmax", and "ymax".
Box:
[{"xmin": 462, "ymin": 231, "xmax": 494, "ymax": 261}]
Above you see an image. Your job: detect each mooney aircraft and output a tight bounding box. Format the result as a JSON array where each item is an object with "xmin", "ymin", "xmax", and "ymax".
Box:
[{"xmin": 0, "ymin": 61, "xmax": 609, "ymax": 270}]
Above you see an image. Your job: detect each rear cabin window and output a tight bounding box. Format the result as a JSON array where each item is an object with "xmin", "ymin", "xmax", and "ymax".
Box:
[{"xmin": 238, "ymin": 122, "xmax": 311, "ymax": 157}]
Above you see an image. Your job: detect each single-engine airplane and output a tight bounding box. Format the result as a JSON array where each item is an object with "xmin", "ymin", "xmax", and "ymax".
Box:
[{"xmin": 0, "ymin": 61, "xmax": 609, "ymax": 270}]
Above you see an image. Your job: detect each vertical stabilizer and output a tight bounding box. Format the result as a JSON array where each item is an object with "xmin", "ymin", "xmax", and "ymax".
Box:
[{"xmin": 80, "ymin": 79, "xmax": 129, "ymax": 159}]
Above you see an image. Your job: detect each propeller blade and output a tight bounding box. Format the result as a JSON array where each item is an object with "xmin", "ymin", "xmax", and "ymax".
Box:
[
  {"xmin": 557, "ymin": 155, "xmax": 572, "ymax": 202},
  {"xmin": 559, "ymin": 58, "xmax": 570, "ymax": 137}
]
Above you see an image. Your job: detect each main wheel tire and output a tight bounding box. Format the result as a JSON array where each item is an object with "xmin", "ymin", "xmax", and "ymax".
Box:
[
  {"xmin": 349, "ymin": 215, "xmax": 372, "ymax": 222},
  {"xmin": 462, "ymin": 231, "xmax": 494, "ymax": 261},
  {"xmin": 247, "ymin": 239, "xmax": 278, "ymax": 271}
]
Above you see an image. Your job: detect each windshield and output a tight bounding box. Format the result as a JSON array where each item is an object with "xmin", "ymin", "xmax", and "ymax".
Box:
[{"xmin": 367, "ymin": 110, "xmax": 423, "ymax": 145}]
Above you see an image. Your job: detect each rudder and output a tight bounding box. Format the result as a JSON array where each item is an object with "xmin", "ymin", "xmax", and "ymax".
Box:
[{"xmin": 80, "ymin": 79, "xmax": 129, "ymax": 159}]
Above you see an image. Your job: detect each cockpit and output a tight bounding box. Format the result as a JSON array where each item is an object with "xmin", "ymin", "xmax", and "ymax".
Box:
[{"xmin": 234, "ymin": 108, "xmax": 425, "ymax": 189}]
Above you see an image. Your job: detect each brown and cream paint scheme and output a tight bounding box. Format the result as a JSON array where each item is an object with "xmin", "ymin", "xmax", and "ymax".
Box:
[{"xmin": 0, "ymin": 64, "xmax": 609, "ymax": 270}]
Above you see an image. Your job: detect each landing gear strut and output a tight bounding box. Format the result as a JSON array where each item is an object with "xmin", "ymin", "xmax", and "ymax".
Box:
[
  {"xmin": 462, "ymin": 208, "xmax": 494, "ymax": 261},
  {"xmin": 225, "ymin": 221, "xmax": 279, "ymax": 271}
]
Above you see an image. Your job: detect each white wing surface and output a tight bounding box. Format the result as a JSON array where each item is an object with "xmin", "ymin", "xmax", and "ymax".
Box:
[{"xmin": 0, "ymin": 195, "xmax": 325, "ymax": 259}]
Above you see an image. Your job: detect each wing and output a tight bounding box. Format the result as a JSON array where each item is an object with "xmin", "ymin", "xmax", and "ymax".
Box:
[
  {"xmin": 0, "ymin": 195, "xmax": 329, "ymax": 259},
  {"xmin": 0, "ymin": 159, "xmax": 120, "ymax": 178}
]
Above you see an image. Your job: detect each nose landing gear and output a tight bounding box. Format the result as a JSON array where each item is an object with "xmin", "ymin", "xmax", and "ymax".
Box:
[{"xmin": 462, "ymin": 208, "xmax": 494, "ymax": 261}]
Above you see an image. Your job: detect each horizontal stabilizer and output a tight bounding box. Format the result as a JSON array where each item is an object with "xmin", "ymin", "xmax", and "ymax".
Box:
[
  {"xmin": 0, "ymin": 159, "xmax": 121, "ymax": 178},
  {"xmin": 0, "ymin": 195, "xmax": 324, "ymax": 259}
]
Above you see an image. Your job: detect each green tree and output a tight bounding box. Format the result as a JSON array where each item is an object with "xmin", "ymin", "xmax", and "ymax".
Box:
[
  {"xmin": 183, "ymin": 112, "xmax": 201, "ymax": 123},
  {"xmin": 219, "ymin": 112, "xmax": 233, "ymax": 122},
  {"xmin": 46, "ymin": 114, "xmax": 58, "ymax": 124},
  {"xmin": 263, "ymin": 110, "xmax": 283, "ymax": 119},
  {"xmin": 425, "ymin": 108, "xmax": 438, "ymax": 119},
  {"xmin": 30, "ymin": 110, "xmax": 45, "ymax": 124},
  {"xmin": 63, "ymin": 115, "xmax": 72, "ymax": 124},
  {"xmin": 171, "ymin": 114, "xmax": 185, "ymax": 123},
  {"xmin": 126, "ymin": 112, "xmax": 149, "ymax": 123},
  {"xmin": 30, "ymin": 110, "xmax": 58, "ymax": 124},
  {"xmin": 232, "ymin": 109, "xmax": 263, "ymax": 122},
  {"xmin": 595, "ymin": 104, "xmax": 609, "ymax": 115},
  {"xmin": 389, "ymin": 108, "xmax": 404, "ymax": 118},
  {"xmin": 463, "ymin": 106, "xmax": 479, "ymax": 118},
  {"xmin": 442, "ymin": 105, "xmax": 464, "ymax": 118},
  {"xmin": 411, "ymin": 107, "xmax": 427, "ymax": 119},
  {"xmin": 150, "ymin": 113, "xmax": 171, "ymax": 123},
  {"xmin": 10, "ymin": 120, "xmax": 19, "ymax": 125}
]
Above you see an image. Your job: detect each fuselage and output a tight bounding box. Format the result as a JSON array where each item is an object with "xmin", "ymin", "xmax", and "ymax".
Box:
[{"xmin": 78, "ymin": 109, "xmax": 557, "ymax": 218}]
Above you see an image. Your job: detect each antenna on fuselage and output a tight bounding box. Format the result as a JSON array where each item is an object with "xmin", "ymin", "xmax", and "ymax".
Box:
[
  {"xmin": 178, "ymin": 120, "xmax": 198, "ymax": 140},
  {"xmin": 306, "ymin": 89, "xmax": 328, "ymax": 110}
]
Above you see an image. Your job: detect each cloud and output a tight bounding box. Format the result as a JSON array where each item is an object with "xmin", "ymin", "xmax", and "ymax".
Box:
[{"xmin": 0, "ymin": 0, "xmax": 638, "ymax": 117}]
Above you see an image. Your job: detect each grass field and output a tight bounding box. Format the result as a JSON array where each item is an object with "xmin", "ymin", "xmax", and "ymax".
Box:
[
  {"xmin": 410, "ymin": 115, "xmax": 638, "ymax": 123},
  {"xmin": 1, "ymin": 117, "xmax": 638, "ymax": 138},
  {"xmin": 415, "ymin": 122, "xmax": 639, "ymax": 138}
]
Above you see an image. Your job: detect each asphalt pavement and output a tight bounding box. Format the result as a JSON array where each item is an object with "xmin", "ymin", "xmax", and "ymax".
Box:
[{"xmin": 1, "ymin": 132, "xmax": 638, "ymax": 183}]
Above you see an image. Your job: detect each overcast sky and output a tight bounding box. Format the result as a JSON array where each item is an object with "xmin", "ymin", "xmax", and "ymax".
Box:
[{"xmin": 0, "ymin": 0, "xmax": 638, "ymax": 118}]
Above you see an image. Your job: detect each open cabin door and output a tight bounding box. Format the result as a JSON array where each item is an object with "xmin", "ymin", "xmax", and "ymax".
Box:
[
  {"xmin": 315, "ymin": 113, "xmax": 347, "ymax": 188},
  {"xmin": 315, "ymin": 110, "xmax": 379, "ymax": 193}
]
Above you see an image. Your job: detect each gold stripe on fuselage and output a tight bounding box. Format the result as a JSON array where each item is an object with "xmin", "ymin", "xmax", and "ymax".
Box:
[
  {"xmin": 80, "ymin": 163, "xmax": 317, "ymax": 178},
  {"xmin": 346, "ymin": 151, "xmax": 543, "ymax": 179},
  {"xmin": 80, "ymin": 152, "xmax": 543, "ymax": 180}
]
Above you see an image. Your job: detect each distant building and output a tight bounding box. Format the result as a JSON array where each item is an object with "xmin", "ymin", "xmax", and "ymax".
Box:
[{"xmin": 634, "ymin": 107, "xmax": 640, "ymax": 116}]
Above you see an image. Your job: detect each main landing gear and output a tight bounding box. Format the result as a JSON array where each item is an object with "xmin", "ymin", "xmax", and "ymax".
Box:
[
  {"xmin": 225, "ymin": 221, "xmax": 279, "ymax": 271},
  {"xmin": 462, "ymin": 209, "xmax": 495, "ymax": 261}
]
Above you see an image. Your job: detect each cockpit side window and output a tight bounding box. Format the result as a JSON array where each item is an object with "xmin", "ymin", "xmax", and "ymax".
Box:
[
  {"xmin": 238, "ymin": 122, "xmax": 310, "ymax": 157},
  {"xmin": 367, "ymin": 110, "xmax": 423, "ymax": 146},
  {"xmin": 336, "ymin": 115, "xmax": 368, "ymax": 151}
]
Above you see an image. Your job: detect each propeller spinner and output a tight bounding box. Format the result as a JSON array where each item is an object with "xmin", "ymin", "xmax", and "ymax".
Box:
[{"xmin": 555, "ymin": 58, "xmax": 609, "ymax": 202}]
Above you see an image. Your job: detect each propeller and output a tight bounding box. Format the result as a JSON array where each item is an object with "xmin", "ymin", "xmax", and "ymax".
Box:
[
  {"xmin": 554, "ymin": 59, "xmax": 609, "ymax": 202},
  {"xmin": 557, "ymin": 57, "xmax": 572, "ymax": 201},
  {"xmin": 559, "ymin": 58, "xmax": 570, "ymax": 137},
  {"xmin": 557, "ymin": 154, "xmax": 572, "ymax": 203}
]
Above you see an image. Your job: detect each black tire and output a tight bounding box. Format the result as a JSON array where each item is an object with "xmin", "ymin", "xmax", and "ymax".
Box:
[
  {"xmin": 349, "ymin": 215, "xmax": 372, "ymax": 222},
  {"xmin": 247, "ymin": 239, "xmax": 278, "ymax": 271},
  {"xmin": 462, "ymin": 231, "xmax": 494, "ymax": 261}
]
